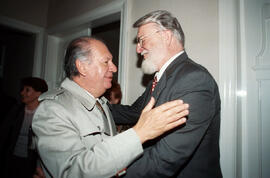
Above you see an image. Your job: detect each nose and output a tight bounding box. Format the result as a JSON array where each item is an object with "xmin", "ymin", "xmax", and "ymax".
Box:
[
  {"xmin": 136, "ymin": 43, "xmax": 143, "ymax": 54},
  {"xmin": 109, "ymin": 61, "xmax": 117, "ymax": 73}
]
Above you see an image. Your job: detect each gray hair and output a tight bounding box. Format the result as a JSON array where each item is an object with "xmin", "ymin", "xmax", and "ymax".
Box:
[
  {"xmin": 64, "ymin": 36, "xmax": 94, "ymax": 79},
  {"xmin": 134, "ymin": 10, "xmax": 185, "ymax": 46}
]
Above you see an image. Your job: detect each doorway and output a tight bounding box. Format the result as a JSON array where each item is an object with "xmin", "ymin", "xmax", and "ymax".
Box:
[
  {"xmin": 92, "ymin": 21, "xmax": 120, "ymax": 82},
  {"xmin": 0, "ymin": 24, "xmax": 35, "ymax": 100}
]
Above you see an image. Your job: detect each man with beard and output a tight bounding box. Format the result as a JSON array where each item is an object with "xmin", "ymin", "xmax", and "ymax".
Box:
[{"xmin": 111, "ymin": 10, "xmax": 222, "ymax": 178}]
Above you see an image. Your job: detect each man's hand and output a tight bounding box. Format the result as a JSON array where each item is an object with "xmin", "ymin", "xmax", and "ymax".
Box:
[{"xmin": 133, "ymin": 97, "xmax": 189, "ymax": 143}]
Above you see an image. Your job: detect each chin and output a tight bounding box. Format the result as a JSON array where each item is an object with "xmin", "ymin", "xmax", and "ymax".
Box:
[
  {"xmin": 105, "ymin": 83, "xmax": 112, "ymax": 89},
  {"xmin": 141, "ymin": 60, "xmax": 158, "ymax": 74}
]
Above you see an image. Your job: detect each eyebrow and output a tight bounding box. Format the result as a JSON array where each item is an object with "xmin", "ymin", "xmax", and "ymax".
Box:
[{"xmin": 137, "ymin": 34, "xmax": 144, "ymax": 40}]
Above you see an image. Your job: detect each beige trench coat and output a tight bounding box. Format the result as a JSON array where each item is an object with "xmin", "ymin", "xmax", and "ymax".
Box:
[{"xmin": 32, "ymin": 78, "xmax": 143, "ymax": 178}]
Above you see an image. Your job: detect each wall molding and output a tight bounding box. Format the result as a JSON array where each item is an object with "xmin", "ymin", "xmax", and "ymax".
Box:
[
  {"xmin": 218, "ymin": 0, "xmax": 238, "ymax": 177},
  {"xmin": 118, "ymin": 0, "xmax": 129, "ymax": 104},
  {"xmin": 255, "ymin": 3, "xmax": 270, "ymax": 68}
]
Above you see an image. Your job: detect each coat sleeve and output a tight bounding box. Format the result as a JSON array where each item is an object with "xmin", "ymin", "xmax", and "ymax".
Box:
[
  {"xmin": 32, "ymin": 100, "xmax": 143, "ymax": 178},
  {"xmin": 124, "ymin": 69, "xmax": 221, "ymax": 177}
]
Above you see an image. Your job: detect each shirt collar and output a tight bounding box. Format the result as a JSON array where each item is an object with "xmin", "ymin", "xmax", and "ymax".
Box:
[
  {"xmin": 63, "ymin": 78, "xmax": 108, "ymax": 106},
  {"xmin": 155, "ymin": 50, "xmax": 184, "ymax": 81},
  {"xmin": 83, "ymin": 83, "xmax": 108, "ymax": 105}
]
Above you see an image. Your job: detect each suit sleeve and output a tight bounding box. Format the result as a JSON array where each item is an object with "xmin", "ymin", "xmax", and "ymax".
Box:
[
  {"xmin": 111, "ymin": 82, "xmax": 152, "ymax": 125},
  {"xmin": 124, "ymin": 69, "xmax": 220, "ymax": 177},
  {"xmin": 32, "ymin": 101, "xmax": 143, "ymax": 178}
]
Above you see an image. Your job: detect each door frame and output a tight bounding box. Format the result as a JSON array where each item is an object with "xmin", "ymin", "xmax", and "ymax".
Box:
[
  {"xmin": 218, "ymin": 0, "xmax": 239, "ymax": 177},
  {"xmin": 0, "ymin": 15, "xmax": 45, "ymax": 77}
]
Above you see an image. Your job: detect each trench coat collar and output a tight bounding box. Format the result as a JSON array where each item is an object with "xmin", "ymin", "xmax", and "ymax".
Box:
[{"xmin": 61, "ymin": 78, "xmax": 108, "ymax": 111}]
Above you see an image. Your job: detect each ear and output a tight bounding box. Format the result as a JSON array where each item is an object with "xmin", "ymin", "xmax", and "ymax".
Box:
[
  {"xmin": 75, "ymin": 59, "xmax": 86, "ymax": 76},
  {"xmin": 163, "ymin": 30, "xmax": 173, "ymax": 45},
  {"xmin": 34, "ymin": 91, "xmax": 42, "ymax": 100},
  {"xmin": 115, "ymin": 98, "xmax": 120, "ymax": 104}
]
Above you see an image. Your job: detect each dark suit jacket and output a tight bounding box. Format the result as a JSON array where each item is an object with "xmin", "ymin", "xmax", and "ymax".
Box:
[
  {"xmin": 0, "ymin": 103, "xmax": 37, "ymax": 177},
  {"xmin": 0, "ymin": 103, "xmax": 24, "ymax": 176},
  {"xmin": 111, "ymin": 52, "xmax": 222, "ymax": 178}
]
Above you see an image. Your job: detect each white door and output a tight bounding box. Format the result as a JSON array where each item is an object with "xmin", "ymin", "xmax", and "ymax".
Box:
[
  {"xmin": 219, "ymin": 0, "xmax": 270, "ymax": 177},
  {"xmin": 240, "ymin": 0, "xmax": 270, "ymax": 177}
]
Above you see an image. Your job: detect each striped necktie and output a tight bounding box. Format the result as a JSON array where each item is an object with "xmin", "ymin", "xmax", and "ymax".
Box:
[{"xmin": 151, "ymin": 76, "xmax": 158, "ymax": 93}]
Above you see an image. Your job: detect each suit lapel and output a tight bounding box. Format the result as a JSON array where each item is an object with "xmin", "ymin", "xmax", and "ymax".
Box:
[{"xmin": 151, "ymin": 52, "xmax": 188, "ymax": 103}]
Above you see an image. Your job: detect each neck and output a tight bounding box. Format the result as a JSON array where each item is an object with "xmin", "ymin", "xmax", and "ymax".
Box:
[
  {"xmin": 26, "ymin": 100, "xmax": 39, "ymax": 110},
  {"xmin": 158, "ymin": 45, "xmax": 183, "ymax": 71},
  {"xmin": 73, "ymin": 76, "xmax": 101, "ymax": 98}
]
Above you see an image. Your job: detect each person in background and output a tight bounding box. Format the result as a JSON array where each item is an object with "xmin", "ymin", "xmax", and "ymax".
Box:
[
  {"xmin": 104, "ymin": 80, "xmax": 122, "ymax": 105},
  {"xmin": 32, "ymin": 37, "xmax": 189, "ymax": 178},
  {"xmin": 104, "ymin": 81, "xmax": 132, "ymax": 133},
  {"xmin": 0, "ymin": 77, "xmax": 48, "ymax": 178},
  {"xmin": 111, "ymin": 10, "xmax": 222, "ymax": 177}
]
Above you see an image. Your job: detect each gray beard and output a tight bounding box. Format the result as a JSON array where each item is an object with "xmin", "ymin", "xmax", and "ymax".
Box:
[{"xmin": 141, "ymin": 59, "xmax": 158, "ymax": 74}]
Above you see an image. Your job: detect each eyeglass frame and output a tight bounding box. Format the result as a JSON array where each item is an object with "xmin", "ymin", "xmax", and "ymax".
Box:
[{"xmin": 136, "ymin": 30, "xmax": 161, "ymax": 47}]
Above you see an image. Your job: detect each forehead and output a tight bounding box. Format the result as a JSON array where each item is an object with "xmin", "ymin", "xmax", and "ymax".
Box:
[
  {"xmin": 137, "ymin": 22, "xmax": 159, "ymax": 36},
  {"xmin": 23, "ymin": 85, "xmax": 34, "ymax": 89},
  {"xmin": 91, "ymin": 40, "xmax": 112, "ymax": 58},
  {"xmin": 22, "ymin": 85, "xmax": 36, "ymax": 91}
]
